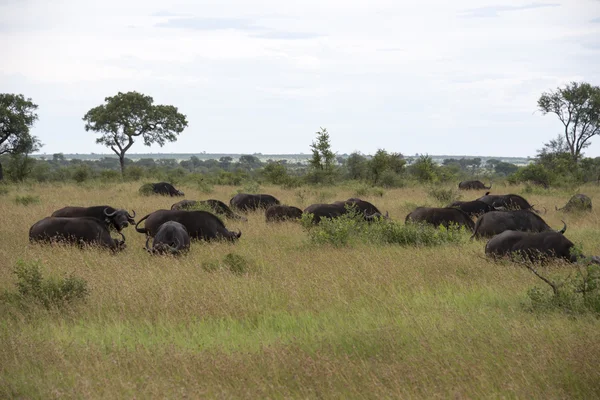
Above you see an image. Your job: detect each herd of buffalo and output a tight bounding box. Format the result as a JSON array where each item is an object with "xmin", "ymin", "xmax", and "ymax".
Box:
[{"xmin": 27, "ymin": 180, "xmax": 598, "ymax": 264}]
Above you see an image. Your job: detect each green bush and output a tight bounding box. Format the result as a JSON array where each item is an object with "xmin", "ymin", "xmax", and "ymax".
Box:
[
  {"xmin": 125, "ymin": 166, "xmax": 145, "ymax": 181},
  {"xmin": 99, "ymin": 170, "xmax": 122, "ymax": 183},
  {"xmin": 427, "ymin": 186, "xmax": 462, "ymax": 205},
  {"xmin": 9, "ymin": 259, "xmax": 89, "ymax": 310},
  {"xmin": 14, "ymin": 195, "xmax": 40, "ymax": 206},
  {"xmin": 72, "ymin": 165, "xmax": 92, "ymax": 183},
  {"xmin": 138, "ymin": 183, "xmax": 155, "ymax": 196},
  {"xmin": 223, "ymin": 253, "xmax": 252, "ymax": 275},
  {"xmin": 0, "ymin": 186, "xmax": 8, "ymax": 196},
  {"xmin": 379, "ymin": 170, "xmax": 405, "ymax": 188}
]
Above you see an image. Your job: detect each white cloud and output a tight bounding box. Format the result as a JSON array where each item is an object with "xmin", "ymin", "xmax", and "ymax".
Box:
[{"xmin": 1, "ymin": 0, "xmax": 599, "ymax": 157}]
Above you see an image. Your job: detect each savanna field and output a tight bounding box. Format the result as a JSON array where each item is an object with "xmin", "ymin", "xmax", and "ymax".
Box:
[{"xmin": 2, "ymin": 181, "xmax": 600, "ymax": 399}]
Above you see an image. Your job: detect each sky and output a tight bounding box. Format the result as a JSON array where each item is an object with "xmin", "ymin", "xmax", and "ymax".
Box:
[{"xmin": 2, "ymin": 0, "xmax": 600, "ymax": 158}]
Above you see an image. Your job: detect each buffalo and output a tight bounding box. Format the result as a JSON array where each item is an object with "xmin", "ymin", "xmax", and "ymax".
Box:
[
  {"xmin": 485, "ymin": 229, "xmax": 575, "ymax": 263},
  {"xmin": 51, "ymin": 206, "xmax": 136, "ymax": 232},
  {"xmin": 171, "ymin": 199, "xmax": 247, "ymax": 221},
  {"xmin": 135, "ymin": 209, "xmax": 241, "ymax": 242},
  {"xmin": 471, "ymin": 210, "xmax": 563, "ymax": 239},
  {"xmin": 145, "ymin": 221, "xmax": 190, "ymax": 255},
  {"xmin": 230, "ymin": 193, "xmax": 280, "ymax": 211},
  {"xmin": 556, "ymin": 194, "xmax": 592, "ymax": 212},
  {"xmin": 405, "ymin": 207, "xmax": 475, "ymax": 230},
  {"xmin": 447, "ymin": 200, "xmax": 496, "ymax": 218},
  {"xmin": 265, "ymin": 205, "xmax": 303, "ymax": 222},
  {"xmin": 29, "ymin": 217, "xmax": 126, "ymax": 251},
  {"xmin": 458, "ymin": 180, "xmax": 492, "ymax": 190},
  {"xmin": 333, "ymin": 198, "xmax": 389, "ymax": 219},
  {"xmin": 303, "ymin": 202, "xmax": 386, "ymax": 224},
  {"xmin": 147, "ymin": 182, "xmax": 184, "ymax": 196},
  {"xmin": 476, "ymin": 192, "xmax": 543, "ymax": 213}
]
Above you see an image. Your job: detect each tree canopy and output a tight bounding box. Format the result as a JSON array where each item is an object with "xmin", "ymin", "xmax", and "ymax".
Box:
[
  {"xmin": 83, "ymin": 91, "xmax": 188, "ymax": 174},
  {"xmin": 538, "ymin": 81, "xmax": 600, "ymax": 162}
]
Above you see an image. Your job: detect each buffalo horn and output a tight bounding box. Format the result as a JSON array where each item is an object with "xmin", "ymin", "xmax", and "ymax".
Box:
[
  {"xmin": 236, "ymin": 230, "xmax": 242, "ymax": 238},
  {"xmin": 169, "ymin": 238, "xmax": 181, "ymax": 254},
  {"xmin": 558, "ymin": 220, "xmax": 567, "ymax": 234},
  {"xmin": 128, "ymin": 209, "xmax": 136, "ymax": 218},
  {"xmin": 104, "ymin": 208, "xmax": 118, "ymax": 217},
  {"xmin": 119, "ymin": 232, "xmax": 126, "ymax": 243}
]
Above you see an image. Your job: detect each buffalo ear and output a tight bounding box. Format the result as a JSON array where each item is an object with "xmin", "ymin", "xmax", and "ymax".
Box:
[{"xmin": 236, "ymin": 230, "xmax": 242, "ymax": 238}]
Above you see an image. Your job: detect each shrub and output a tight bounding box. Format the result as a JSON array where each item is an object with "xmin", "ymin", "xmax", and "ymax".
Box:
[
  {"xmin": 99, "ymin": 170, "xmax": 122, "ymax": 183},
  {"xmin": 223, "ymin": 253, "xmax": 252, "ymax": 275},
  {"xmin": 379, "ymin": 170, "xmax": 405, "ymax": 188},
  {"xmin": 125, "ymin": 166, "xmax": 145, "ymax": 181},
  {"xmin": 427, "ymin": 186, "xmax": 462, "ymax": 205},
  {"xmin": 72, "ymin": 165, "xmax": 92, "ymax": 183},
  {"xmin": 9, "ymin": 259, "xmax": 89, "ymax": 310},
  {"xmin": 138, "ymin": 183, "xmax": 155, "ymax": 196},
  {"xmin": 14, "ymin": 195, "xmax": 40, "ymax": 206},
  {"xmin": 0, "ymin": 186, "xmax": 8, "ymax": 196}
]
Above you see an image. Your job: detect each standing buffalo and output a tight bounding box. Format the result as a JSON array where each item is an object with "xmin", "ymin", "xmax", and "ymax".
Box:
[
  {"xmin": 135, "ymin": 209, "xmax": 241, "ymax": 242},
  {"xmin": 447, "ymin": 200, "xmax": 496, "ymax": 218},
  {"xmin": 485, "ymin": 229, "xmax": 575, "ymax": 263},
  {"xmin": 476, "ymin": 192, "xmax": 541, "ymax": 212},
  {"xmin": 265, "ymin": 205, "xmax": 303, "ymax": 222},
  {"xmin": 145, "ymin": 221, "xmax": 190, "ymax": 255},
  {"xmin": 29, "ymin": 217, "xmax": 126, "ymax": 251},
  {"xmin": 303, "ymin": 202, "xmax": 386, "ymax": 224},
  {"xmin": 405, "ymin": 207, "xmax": 475, "ymax": 230},
  {"xmin": 471, "ymin": 210, "xmax": 562, "ymax": 239},
  {"xmin": 333, "ymin": 198, "xmax": 388, "ymax": 219},
  {"xmin": 556, "ymin": 194, "xmax": 592, "ymax": 212},
  {"xmin": 230, "ymin": 193, "xmax": 280, "ymax": 211},
  {"xmin": 146, "ymin": 182, "xmax": 184, "ymax": 196},
  {"xmin": 51, "ymin": 206, "xmax": 136, "ymax": 232},
  {"xmin": 171, "ymin": 199, "xmax": 247, "ymax": 221},
  {"xmin": 458, "ymin": 180, "xmax": 492, "ymax": 190}
]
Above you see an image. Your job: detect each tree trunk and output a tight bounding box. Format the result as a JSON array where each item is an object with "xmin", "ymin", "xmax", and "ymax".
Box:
[
  {"xmin": 119, "ymin": 155, "xmax": 126, "ymax": 177},
  {"xmin": 0, "ymin": 161, "xmax": 3, "ymax": 181}
]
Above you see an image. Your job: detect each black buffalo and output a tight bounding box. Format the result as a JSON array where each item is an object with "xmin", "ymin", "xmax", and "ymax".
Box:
[
  {"xmin": 447, "ymin": 200, "xmax": 496, "ymax": 218},
  {"xmin": 230, "ymin": 193, "xmax": 281, "ymax": 211},
  {"xmin": 556, "ymin": 194, "xmax": 592, "ymax": 212},
  {"xmin": 171, "ymin": 199, "xmax": 247, "ymax": 221},
  {"xmin": 148, "ymin": 182, "xmax": 184, "ymax": 196},
  {"xmin": 51, "ymin": 206, "xmax": 136, "ymax": 232},
  {"xmin": 303, "ymin": 202, "xmax": 386, "ymax": 224},
  {"xmin": 458, "ymin": 180, "xmax": 492, "ymax": 190},
  {"xmin": 471, "ymin": 210, "xmax": 563, "ymax": 239},
  {"xmin": 333, "ymin": 198, "xmax": 388, "ymax": 219},
  {"xmin": 476, "ymin": 192, "xmax": 541, "ymax": 212},
  {"xmin": 135, "ymin": 209, "xmax": 241, "ymax": 242},
  {"xmin": 405, "ymin": 207, "xmax": 475, "ymax": 230},
  {"xmin": 29, "ymin": 217, "xmax": 126, "ymax": 251},
  {"xmin": 485, "ymin": 229, "xmax": 575, "ymax": 263},
  {"xmin": 265, "ymin": 205, "xmax": 303, "ymax": 222},
  {"xmin": 145, "ymin": 221, "xmax": 190, "ymax": 255}
]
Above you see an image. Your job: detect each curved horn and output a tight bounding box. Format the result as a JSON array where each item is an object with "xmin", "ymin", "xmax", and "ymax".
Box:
[
  {"xmin": 128, "ymin": 209, "xmax": 136, "ymax": 218},
  {"xmin": 104, "ymin": 207, "xmax": 118, "ymax": 217},
  {"xmin": 558, "ymin": 220, "xmax": 567, "ymax": 234},
  {"xmin": 119, "ymin": 232, "xmax": 126, "ymax": 243},
  {"xmin": 236, "ymin": 230, "xmax": 242, "ymax": 238}
]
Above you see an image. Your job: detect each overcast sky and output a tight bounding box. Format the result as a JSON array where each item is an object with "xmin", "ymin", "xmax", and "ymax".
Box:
[{"xmin": 2, "ymin": 0, "xmax": 599, "ymax": 157}]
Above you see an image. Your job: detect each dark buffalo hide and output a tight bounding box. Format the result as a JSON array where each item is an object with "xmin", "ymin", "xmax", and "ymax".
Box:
[
  {"xmin": 458, "ymin": 180, "xmax": 492, "ymax": 190},
  {"xmin": 265, "ymin": 205, "xmax": 303, "ymax": 222},
  {"xmin": 471, "ymin": 210, "xmax": 562, "ymax": 239},
  {"xmin": 29, "ymin": 217, "xmax": 126, "ymax": 251},
  {"xmin": 405, "ymin": 207, "xmax": 475, "ymax": 230},
  {"xmin": 485, "ymin": 230, "xmax": 576, "ymax": 263},
  {"xmin": 145, "ymin": 221, "xmax": 190, "ymax": 255},
  {"xmin": 51, "ymin": 205, "xmax": 136, "ymax": 232},
  {"xmin": 476, "ymin": 192, "xmax": 537, "ymax": 211},
  {"xmin": 135, "ymin": 209, "xmax": 241, "ymax": 242},
  {"xmin": 171, "ymin": 199, "xmax": 247, "ymax": 221},
  {"xmin": 149, "ymin": 182, "xmax": 184, "ymax": 196},
  {"xmin": 447, "ymin": 200, "xmax": 495, "ymax": 218},
  {"xmin": 556, "ymin": 194, "xmax": 592, "ymax": 212},
  {"xmin": 230, "ymin": 193, "xmax": 281, "ymax": 211}
]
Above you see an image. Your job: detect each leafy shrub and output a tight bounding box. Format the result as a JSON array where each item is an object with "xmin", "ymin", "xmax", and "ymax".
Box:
[
  {"xmin": 14, "ymin": 194, "xmax": 40, "ymax": 206},
  {"xmin": 72, "ymin": 165, "xmax": 92, "ymax": 183},
  {"xmin": 0, "ymin": 186, "xmax": 8, "ymax": 196},
  {"xmin": 9, "ymin": 259, "xmax": 89, "ymax": 310},
  {"xmin": 125, "ymin": 166, "xmax": 145, "ymax": 181},
  {"xmin": 198, "ymin": 180, "xmax": 214, "ymax": 194},
  {"xmin": 304, "ymin": 211, "xmax": 363, "ymax": 247},
  {"xmin": 201, "ymin": 260, "xmax": 221, "ymax": 272},
  {"xmin": 427, "ymin": 186, "xmax": 462, "ymax": 205},
  {"xmin": 379, "ymin": 170, "xmax": 405, "ymax": 188},
  {"xmin": 138, "ymin": 183, "xmax": 155, "ymax": 196},
  {"xmin": 99, "ymin": 170, "xmax": 122, "ymax": 183},
  {"xmin": 200, "ymin": 253, "xmax": 253, "ymax": 275}
]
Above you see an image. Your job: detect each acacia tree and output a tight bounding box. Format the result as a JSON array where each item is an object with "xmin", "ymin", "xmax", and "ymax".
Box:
[
  {"xmin": 538, "ymin": 82, "xmax": 600, "ymax": 163},
  {"xmin": 83, "ymin": 91, "xmax": 188, "ymax": 175},
  {"xmin": 0, "ymin": 94, "xmax": 42, "ymax": 180}
]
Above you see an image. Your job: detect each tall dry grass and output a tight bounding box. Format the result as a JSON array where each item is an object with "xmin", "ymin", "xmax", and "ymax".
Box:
[{"xmin": 1, "ymin": 181, "xmax": 600, "ymax": 398}]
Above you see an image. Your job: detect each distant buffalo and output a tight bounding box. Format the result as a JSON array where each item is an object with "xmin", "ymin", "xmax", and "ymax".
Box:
[
  {"xmin": 333, "ymin": 198, "xmax": 388, "ymax": 219},
  {"xmin": 458, "ymin": 180, "xmax": 492, "ymax": 190},
  {"xmin": 556, "ymin": 194, "xmax": 592, "ymax": 212},
  {"xmin": 476, "ymin": 192, "xmax": 542, "ymax": 212},
  {"xmin": 471, "ymin": 210, "xmax": 562, "ymax": 239},
  {"xmin": 145, "ymin": 182, "xmax": 184, "ymax": 197},
  {"xmin": 135, "ymin": 209, "xmax": 241, "ymax": 242},
  {"xmin": 265, "ymin": 205, "xmax": 303, "ymax": 222},
  {"xmin": 485, "ymin": 229, "xmax": 575, "ymax": 263},
  {"xmin": 29, "ymin": 217, "xmax": 126, "ymax": 251},
  {"xmin": 51, "ymin": 205, "xmax": 136, "ymax": 232},
  {"xmin": 171, "ymin": 199, "xmax": 247, "ymax": 221},
  {"xmin": 303, "ymin": 201, "xmax": 386, "ymax": 224},
  {"xmin": 145, "ymin": 221, "xmax": 190, "ymax": 255},
  {"xmin": 405, "ymin": 207, "xmax": 475, "ymax": 230},
  {"xmin": 447, "ymin": 200, "xmax": 496, "ymax": 218},
  {"xmin": 230, "ymin": 193, "xmax": 280, "ymax": 211}
]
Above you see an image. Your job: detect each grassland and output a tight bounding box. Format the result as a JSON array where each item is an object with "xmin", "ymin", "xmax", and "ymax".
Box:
[{"xmin": 1, "ymin": 181, "xmax": 600, "ymax": 399}]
